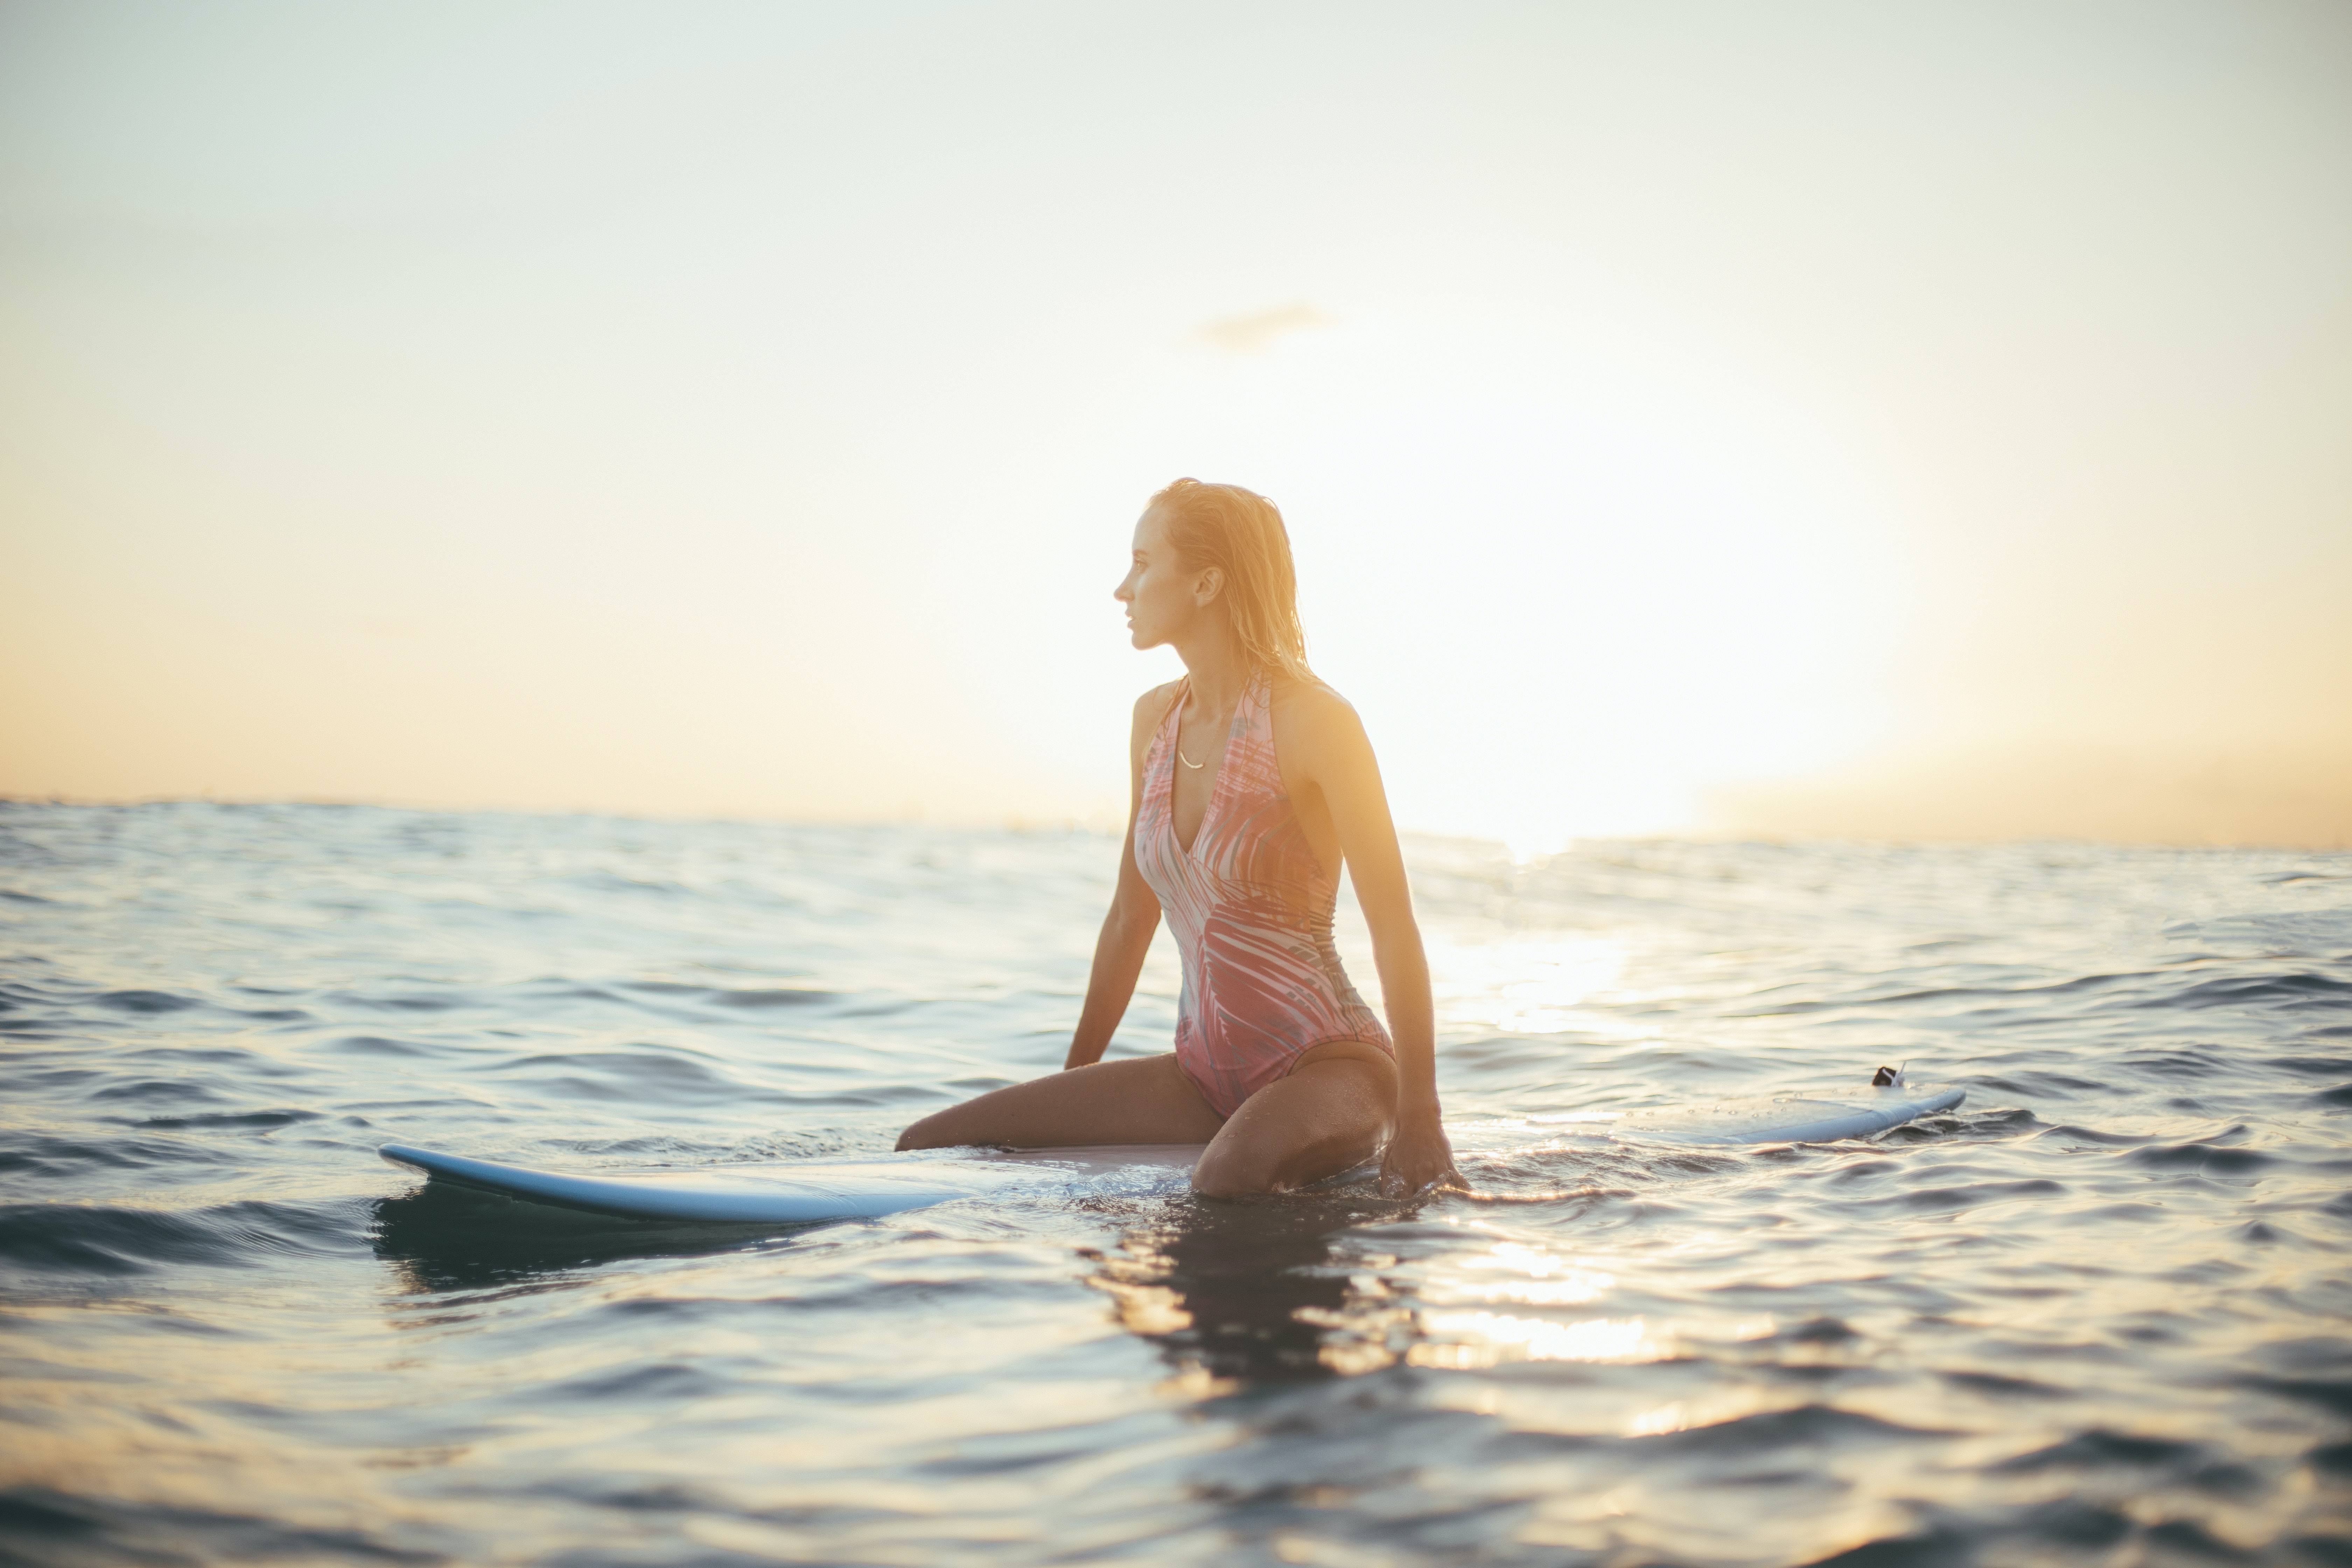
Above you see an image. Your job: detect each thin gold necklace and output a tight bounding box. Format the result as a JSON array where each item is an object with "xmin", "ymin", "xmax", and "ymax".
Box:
[{"xmin": 1179, "ymin": 680, "xmax": 1239, "ymax": 769}]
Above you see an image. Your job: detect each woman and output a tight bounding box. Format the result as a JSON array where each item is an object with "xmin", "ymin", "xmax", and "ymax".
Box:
[{"xmin": 898, "ymin": 479, "xmax": 1457, "ymax": 1199}]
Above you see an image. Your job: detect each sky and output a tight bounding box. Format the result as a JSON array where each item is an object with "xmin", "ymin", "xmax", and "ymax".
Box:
[{"xmin": 3, "ymin": 0, "xmax": 2347, "ymax": 848}]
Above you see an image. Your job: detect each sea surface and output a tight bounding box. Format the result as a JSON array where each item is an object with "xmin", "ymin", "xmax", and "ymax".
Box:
[{"xmin": 2, "ymin": 802, "xmax": 2349, "ymax": 1567}]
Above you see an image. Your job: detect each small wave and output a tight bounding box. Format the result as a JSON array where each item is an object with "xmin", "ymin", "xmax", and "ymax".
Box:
[
  {"xmin": 1634, "ymin": 1405, "xmax": 1941, "ymax": 1456},
  {"xmin": 1993, "ymin": 1428, "xmax": 2208, "ymax": 1475},
  {"xmin": 1836, "ymin": 1177, "xmax": 2066, "ymax": 1213},
  {"xmin": 1818, "ymin": 1514, "xmax": 2128, "ymax": 1564},
  {"xmin": 2168, "ymin": 908, "xmax": 2352, "ymax": 957},
  {"xmin": 486, "ymin": 1049, "xmax": 758, "ymax": 1106},
  {"xmin": 2245, "ymin": 1376, "xmax": 2352, "ymax": 1418},
  {"xmin": 707, "ymin": 987, "xmax": 838, "ymax": 1009},
  {"xmin": 547, "ymin": 1362, "xmax": 732, "ymax": 1402},
  {"xmin": 2137, "ymin": 972, "xmax": 2352, "ymax": 1011},
  {"xmin": 0, "ymin": 1199, "xmax": 364, "ymax": 1276},
  {"xmin": 92, "ymin": 989, "xmax": 199, "ymax": 1015},
  {"xmin": 2032, "ymin": 1122, "xmax": 2155, "ymax": 1147},
  {"xmin": 2117, "ymin": 1048, "xmax": 2230, "ymax": 1078},
  {"xmin": 324, "ymin": 1034, "xmax": 440, "ymax": 1058},
  {"xmin": 0, "ymin": 1487, "xmax": 441, "ymax": 1566},
  {"xmin": 127, "ymin": 1109, "xmax": 323, "ymax": 1130},
  {"xmin": 1746, "ymin": 969, "xmax": 2152, "ymax": 1018},
  {"xmin": 562, "ymin": 870, "xmax": 690, "ymax": 897},
  {"xmin": 0, "ymin": 1134, "xmax": 235, "ymax": 1178},
  {"xmin": 1774, "ymin": 1316, "xmax": 1856, "ymax": 1344},
  {"xmin": 1941, "ymin": 1368, "xmax": 2072, "ymax": 1400},
  {"xmin": 1975, "ymin": 1072, "xmax": 2104, "ymax": 1095},
  {"xmin": 331, "ymin": 990, "xmax": 465, "ymax": 1013},
  {"xmin": 88, "ymin": 1079, "xmax": 227, "ymax": 1106},
  {"xmin": 2127, "ymin": 1142, "xmax": 2273, "ymax": 1173},
  {"xmin": 2268, "ymin": 1055, "xmax": 2352, "ymax": 1075},
  {"xmin": 602, "ymin": 980, "xmax": 841, "ymax": 1011},
  {"xmin": 1943, "ymin": 1107, "xmax": 2041, "ymax": 1139}
]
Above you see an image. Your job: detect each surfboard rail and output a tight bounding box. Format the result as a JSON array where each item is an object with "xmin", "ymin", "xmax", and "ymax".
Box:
[
  {"xmin": 378, "ymin": 1143, "xmax": 982, "ymax": 1223},
  {"xmin": 1594, "ymin": 1084, "xmax": 1967, "ymax": 1146}
]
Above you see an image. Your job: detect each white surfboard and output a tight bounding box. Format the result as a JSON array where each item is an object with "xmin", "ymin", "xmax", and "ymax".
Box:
[
  {"xmin": 378, "ymin": 1083, "xmax": 1965, "ymax": 1223},
  {"xmin": 1528, "ymin": 1083, "xmax": 1967, "ymax": 1147},
  {"xmin": 377, "ymin": 1141, "xmax": 1205, "ymax": 1224}
]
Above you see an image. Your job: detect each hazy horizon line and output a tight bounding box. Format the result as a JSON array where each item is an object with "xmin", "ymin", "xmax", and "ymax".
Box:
[{"xmin": 7, "ymin": 790, "xmax": 2343, "ymax": 854}]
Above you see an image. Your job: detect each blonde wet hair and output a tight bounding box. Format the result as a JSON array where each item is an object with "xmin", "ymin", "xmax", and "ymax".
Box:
[{"xmin": 1148, "ymin": 477, "xmax": 1315, "ymax": 684}]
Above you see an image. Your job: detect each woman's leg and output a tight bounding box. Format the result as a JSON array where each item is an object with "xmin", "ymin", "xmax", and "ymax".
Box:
[
  {"xmin": 1190, "ymin": 1042, "xmax": 1398, "ymax": 1197},
  {"xmin": 896, "ymin": 1053, "xmax": 1227, "ymax": 1151}
]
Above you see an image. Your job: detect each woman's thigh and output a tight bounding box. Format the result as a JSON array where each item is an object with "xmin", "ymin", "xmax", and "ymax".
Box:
[
  {"xmin": 896, "ymin": 1053, "xmax": 1226, "ymax": 1151},
  {"xmin": 1190, "ymin": 1044, "xmax": 1399, "ymax": 1197}
]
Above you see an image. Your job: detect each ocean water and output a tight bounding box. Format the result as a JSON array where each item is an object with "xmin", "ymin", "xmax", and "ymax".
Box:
[{"xmin": 2, "ymin": 801, "xmax": 2349, "ymax": 1567}]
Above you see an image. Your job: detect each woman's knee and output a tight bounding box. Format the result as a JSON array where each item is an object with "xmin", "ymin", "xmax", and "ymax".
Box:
[
  {"xmin": 1189, "ymin": 1140, "xmax": 1281, "ymax": 1198},
  {"xmin": 895, "ymin": 1111, "xmax": 962, "ymax": 1151}
]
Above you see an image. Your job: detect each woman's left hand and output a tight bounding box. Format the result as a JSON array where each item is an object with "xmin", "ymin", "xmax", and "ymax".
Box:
[{"xmin": 1378, "ymin": 1113, "xmax": 1461, "ymax": 1199}]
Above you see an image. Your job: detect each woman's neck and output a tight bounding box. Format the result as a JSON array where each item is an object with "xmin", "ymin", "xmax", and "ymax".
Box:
[{"xmin": 1175, "ymin": 632, "xmax": 1250, "ymax": 719}]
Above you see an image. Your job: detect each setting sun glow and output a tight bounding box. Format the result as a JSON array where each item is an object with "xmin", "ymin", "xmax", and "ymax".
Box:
[{"xmin": 4, "ymin": 5, "xmax": 2345, "ymax": 845}]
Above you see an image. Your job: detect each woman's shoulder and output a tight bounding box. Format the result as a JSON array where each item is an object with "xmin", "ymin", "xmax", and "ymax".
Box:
[
  {"xmin": 1130, "ymin": 680, "xmax": 1183, "ymax": 738},
  {"xmin": 1266, "ymin": 672, "xmax": 1366, "ymax": 744},
  {"xmin": 1134, "ymin": 679, "xmax": 1184, "ymax": 719}
]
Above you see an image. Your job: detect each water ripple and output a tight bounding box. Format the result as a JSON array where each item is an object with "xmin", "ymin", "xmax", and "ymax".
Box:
[{"xmin": 0, "ymin": 804, "xmax": 2346, "ymax": 1564}]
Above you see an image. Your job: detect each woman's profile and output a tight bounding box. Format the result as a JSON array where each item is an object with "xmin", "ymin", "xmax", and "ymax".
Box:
[{"xmin": 899, "ymin": 478, "xmax": 1457, "ymax": 1198}]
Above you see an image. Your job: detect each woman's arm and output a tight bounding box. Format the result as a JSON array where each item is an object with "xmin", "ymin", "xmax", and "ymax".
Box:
[
  {"xmin": 1290, "ymin": 689, "xmax": 1461, "ymax": 1196},
  {"xmin": 1064, "ymin": 687, "xmax": 1176, "ymax": 1069}
]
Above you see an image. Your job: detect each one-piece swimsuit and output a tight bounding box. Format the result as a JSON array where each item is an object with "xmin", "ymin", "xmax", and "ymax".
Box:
[{"xmin": 1132, "ymin": 668, "xmax": 1393, "ymax": 1118}]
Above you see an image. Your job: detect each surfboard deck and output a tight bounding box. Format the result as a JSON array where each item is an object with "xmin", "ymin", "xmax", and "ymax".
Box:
[
  {"xmin": 378, "ymin": 1084, "xmax": 1966, "ymax": 1224},
  {"xmin": 377, "ymin": 1141, "xmax": 1205, "ymax": 1224},
  {"xmin": 1525, "ymin": 1083, "xmax": 1967, "ymax": 1147}
]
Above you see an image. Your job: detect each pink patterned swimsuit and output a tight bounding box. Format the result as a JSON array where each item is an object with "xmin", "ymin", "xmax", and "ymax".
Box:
[{"xmin": 1133, "ymin": 669, "xmax": 1393, "ymax": 1118}]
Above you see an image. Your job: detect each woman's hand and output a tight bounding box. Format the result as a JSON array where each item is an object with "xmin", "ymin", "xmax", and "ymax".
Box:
[{"xmin": 1378, "ymin": 1110, "xmax": 1461, "ymax": 1199}]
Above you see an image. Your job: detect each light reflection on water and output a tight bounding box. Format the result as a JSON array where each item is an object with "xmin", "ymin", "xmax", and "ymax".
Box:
[{"xmin": 1, "ymin": 802, "xmax": 2348, "ymax": 1564}]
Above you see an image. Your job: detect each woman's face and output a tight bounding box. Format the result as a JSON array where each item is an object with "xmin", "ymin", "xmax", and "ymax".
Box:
[{"xmin": 1114, "ymin": 506, "xmax": 1213, "ymax": 650}]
